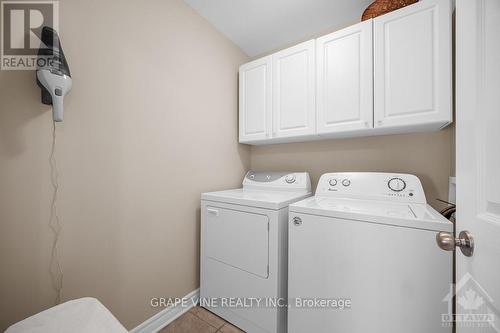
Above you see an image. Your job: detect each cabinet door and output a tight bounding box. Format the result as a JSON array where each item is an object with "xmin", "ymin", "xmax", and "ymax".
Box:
[
  {"xmin": 239, "ymin": 56, "xmax": 272, "ymax": 143},
  {"xmin": 272, "ymin": 40, "xmax": 316, "ymax": 139},
  {"xmin": 373, "ymin": 0, "xmax": 452, "ymax": 130},
  {"xmin": 316, "ymin": 20, "xmax": 373, "ymax": 136}
]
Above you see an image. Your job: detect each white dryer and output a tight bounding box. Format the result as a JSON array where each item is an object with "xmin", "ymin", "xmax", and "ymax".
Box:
[
  {"xmin": 288, "ymin": 172, "xmax": 453, "ymax": 333},
  {"xmin": 201, "ymin": 171, "xmax": 311, "ymax": 333}
]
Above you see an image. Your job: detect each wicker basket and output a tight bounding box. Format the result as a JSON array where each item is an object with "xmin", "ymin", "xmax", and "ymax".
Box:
[{"xmin": 361, "ymin": 0, "xmax": 418, "ymax": 21}]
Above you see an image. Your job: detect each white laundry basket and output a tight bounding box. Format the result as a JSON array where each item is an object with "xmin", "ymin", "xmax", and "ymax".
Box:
[{"xmin": 5, "ymin": 298, "xmax": 128, "ymax": 333}]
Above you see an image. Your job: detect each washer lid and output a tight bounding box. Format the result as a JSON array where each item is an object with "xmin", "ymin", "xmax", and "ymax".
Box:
[
  {"xmin": 202, "ymin": 188, "xmax": 311, "ymax": 210},
  {"xmin": 290, "ymin": 197, "xmax": 453, "ymax": 232}
]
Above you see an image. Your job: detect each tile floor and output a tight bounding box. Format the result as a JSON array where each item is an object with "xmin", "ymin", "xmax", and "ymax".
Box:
[{"xmin": 160, "ymin": 306, "xmax": 245, "ymax": 333}]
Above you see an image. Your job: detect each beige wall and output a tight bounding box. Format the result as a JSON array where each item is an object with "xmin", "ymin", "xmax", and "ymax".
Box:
[
  {"xmin": 251, "ymin": 128, "xmax": 454, "ymax": 211},
  {"xmin": 0, "ymin": 0, "xmax": 249, "ymax": 330}
]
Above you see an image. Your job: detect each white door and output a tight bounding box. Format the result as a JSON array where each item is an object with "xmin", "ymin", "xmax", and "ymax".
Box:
[
  {"xmin": 454, "ymin": 0, "xmax": 500, "ymax": 331},
  {"xmin": 316, "ymin": 20, "xmax": 373, "ymax": 136},
  {"xmin": 272, "ymin": 40, "xmax": 316, "ymax": 139},
  {"xmin": 373, "ymin": 0, "xmax": 452, "ymax": 130},
  {"xmin": 239, "ymin": 56, "xmax": 272, "ymax": 143}
]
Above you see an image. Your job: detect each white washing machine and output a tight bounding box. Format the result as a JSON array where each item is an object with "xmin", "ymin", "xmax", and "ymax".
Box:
[
  {"xmin": 288, "ymin": 172, "xmax": 453, "ymax": 333},
  {"xmin": 201, "ymin": 171, "xmax": 311, "ymax": 333}
]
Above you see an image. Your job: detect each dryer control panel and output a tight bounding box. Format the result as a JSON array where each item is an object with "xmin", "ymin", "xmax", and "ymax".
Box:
[
  {"xmin": 316, "ymin": 172, "xmax": 426, "ymax": 204},
  {"xmin": 243, "ymin": 171, "xmax": 311, "ymax": 192}
]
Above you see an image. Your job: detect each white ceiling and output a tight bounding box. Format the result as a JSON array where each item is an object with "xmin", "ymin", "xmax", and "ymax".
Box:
[{"xmin": 183, "ymin": 0, "xmax": 374, "ymax": 57}]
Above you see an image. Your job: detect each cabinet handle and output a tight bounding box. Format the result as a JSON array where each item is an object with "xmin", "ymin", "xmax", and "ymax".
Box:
[
  {"xmin": 207, "ymin": 208, "xmax": 219, "ymax": 216},
  {"xmin": 293, "ymin": 217, "xmax": 302, "ymax": 226}
]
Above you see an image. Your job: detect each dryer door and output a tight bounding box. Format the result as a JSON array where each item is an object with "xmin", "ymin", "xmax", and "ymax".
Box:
[{"xmin": 204, "ymin": 205, "xmax": 270, "ymax": 278}]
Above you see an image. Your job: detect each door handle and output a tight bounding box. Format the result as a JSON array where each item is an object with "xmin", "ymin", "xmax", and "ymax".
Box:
[{"xmin": 436, "ymin": 230, "xmax": 474, "ymax": 257}]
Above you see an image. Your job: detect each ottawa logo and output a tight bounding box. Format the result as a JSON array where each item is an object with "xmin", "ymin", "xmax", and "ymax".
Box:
[{"xmin": 442, "ymin": 273, "xmax": 497, "ymax": 331}]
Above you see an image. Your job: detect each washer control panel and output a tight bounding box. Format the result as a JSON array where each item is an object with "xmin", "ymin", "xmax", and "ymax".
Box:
[
  {"xmin": 316, "ymin": 172, "xmax": 426, "ymax": 204},
  {"xmin": 243, "ymin": 171, "xmax": 311, "ymax": 192}
]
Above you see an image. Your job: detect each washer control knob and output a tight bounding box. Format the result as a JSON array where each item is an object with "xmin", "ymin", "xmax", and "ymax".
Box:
[
  {"xmin": 342, "ymin": 179, "xmax": 351, "ymax": 187},
  {"xmin": 388, "ymin": 177, "xmax": 406, "ymax": 192},
  {"xmin": 285, "ymin": 174, "xmax": 296, "ymax": 184},
  {"xmin": 329, "ymin": 179, "xmax": 337, "ymax": 186}
]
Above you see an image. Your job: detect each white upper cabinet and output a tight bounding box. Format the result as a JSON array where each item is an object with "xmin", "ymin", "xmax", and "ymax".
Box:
[
  {"xmin": 272, "ymin": 40, "xmax": 316, "ymax": 139},
  {"xmin": 239, "ymin": 56, "xmax": 272, "ymax": 142},
  {"xmin": 373, "ymin": 0, "xmax": 452, "ymax": 131},
  {"xmin": 316, "ymin": 20, "xmax": 374, "ymax": 136},
  {"xmin": 238, "ymin": 0, "xmax": 453, "ymax": 145}
]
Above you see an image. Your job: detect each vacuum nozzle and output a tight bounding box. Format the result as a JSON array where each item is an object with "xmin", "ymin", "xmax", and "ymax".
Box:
[{"xmin": 36, "ymin": 26, "xmax": 72, "ymax": 122}]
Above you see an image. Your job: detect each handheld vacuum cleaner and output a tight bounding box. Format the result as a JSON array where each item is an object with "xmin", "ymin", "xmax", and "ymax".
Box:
[{"xmin": 36, "ymin": 26, "xmax": 72, "ymax": 122}]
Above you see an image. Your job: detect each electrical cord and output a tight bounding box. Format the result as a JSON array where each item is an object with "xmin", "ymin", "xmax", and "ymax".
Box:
[
  {"xmin": 437, "ymin": 198, "xmax": 456, "ymax": 222},
  {"xmin": 49, "ymin": 121, "xmax": 63, "ymax": 304}
]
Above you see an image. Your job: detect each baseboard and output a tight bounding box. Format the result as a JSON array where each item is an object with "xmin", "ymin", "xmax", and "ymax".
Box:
[{"xmin": 130, "ymin": 289, "xmax": 200, "ymax": 333}]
